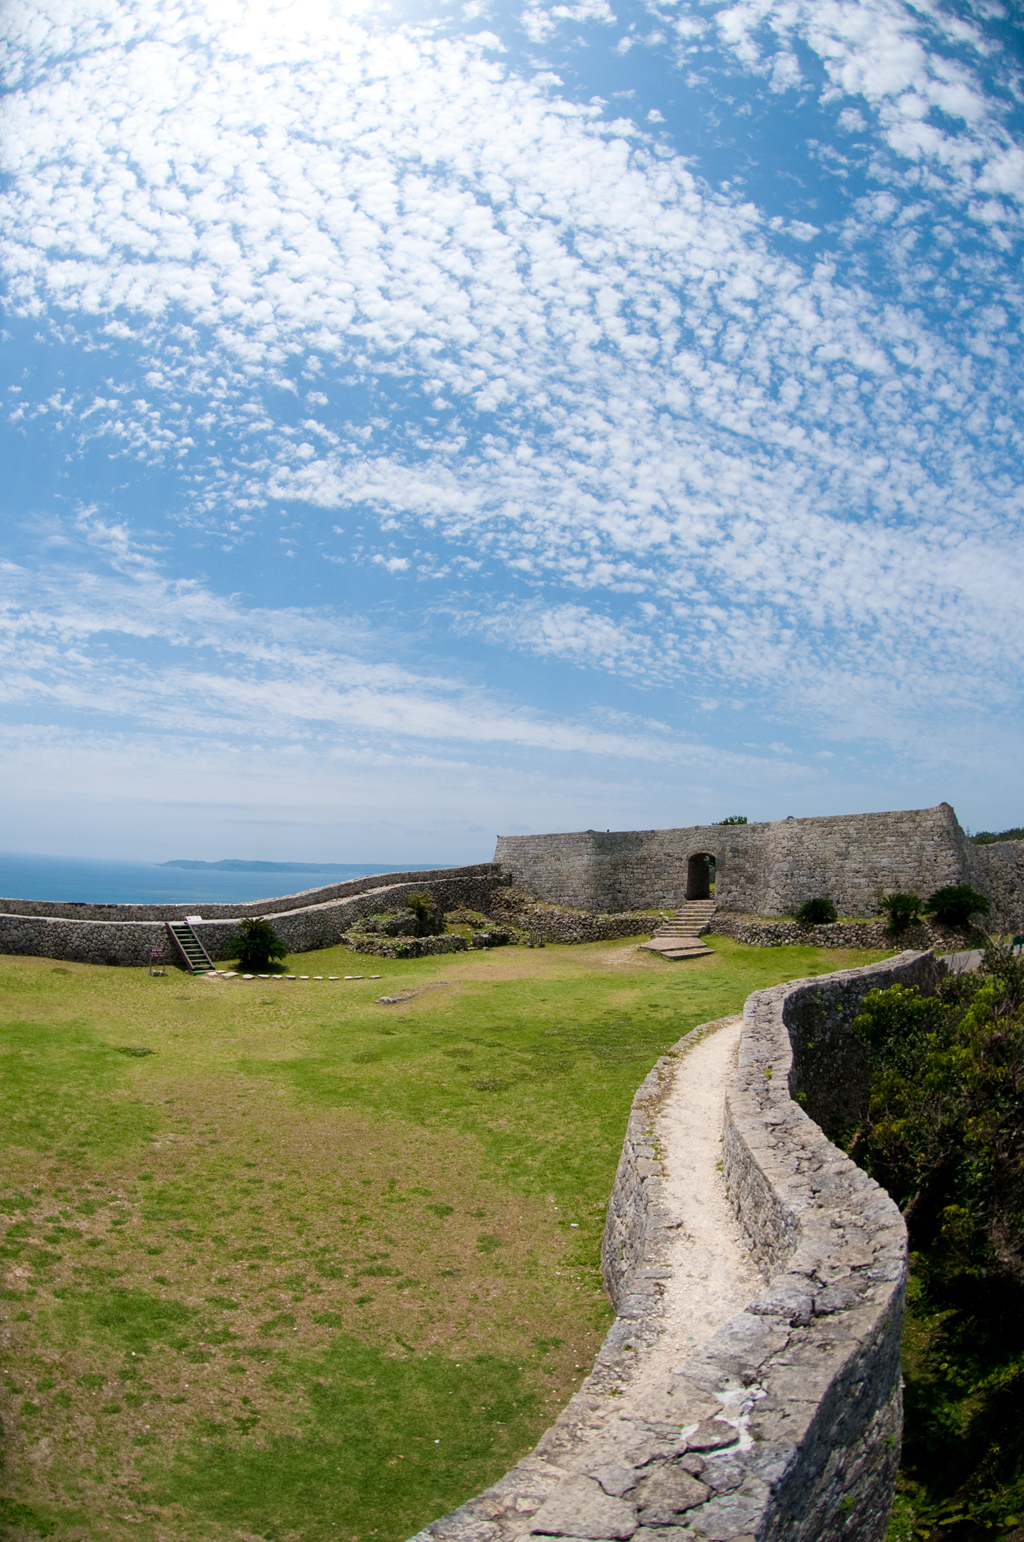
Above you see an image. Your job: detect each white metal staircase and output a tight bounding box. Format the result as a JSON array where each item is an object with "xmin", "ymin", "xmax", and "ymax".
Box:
[{"xmin": 166, "ymin": 919, "xmax": 215, "ymax": 974}]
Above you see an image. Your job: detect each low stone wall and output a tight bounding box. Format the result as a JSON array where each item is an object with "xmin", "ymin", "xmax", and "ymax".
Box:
[
  {"xmin": 710, "ymin": 911, "xmax": 963, "ymax": 953},
  {"xmin": 489, "ymin": 895, "xmax": 655, "ymax": 945},
  {"xmin": 408, "ymin": 950, "xmax": 937, "ymax": 1542},
  {"xmin": 344, "ymin": 935, "xmax": 470, "ymax": 960},
  {"xmin": 0, "ymin": 870, "xmax": 509, "ymax": 967},
  {"xmin": 0, "ymin": 864, "xmax": 501, "ymax": 922}
]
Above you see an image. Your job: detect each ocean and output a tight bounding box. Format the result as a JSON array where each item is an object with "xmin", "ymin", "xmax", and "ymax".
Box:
[{"xmin": 0, "ymin": 852, "xmax": 450, "ymax": 906}]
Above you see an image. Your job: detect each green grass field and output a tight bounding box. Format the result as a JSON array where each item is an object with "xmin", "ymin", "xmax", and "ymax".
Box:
[{"xmin": 0, "ymin": 932, "xmax": 895, "ymax": 1542}]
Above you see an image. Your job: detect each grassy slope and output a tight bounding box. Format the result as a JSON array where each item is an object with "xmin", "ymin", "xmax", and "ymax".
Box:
[{"xmin": 0, "ymin": 933, "xmax": 894, "ymax": 1542}]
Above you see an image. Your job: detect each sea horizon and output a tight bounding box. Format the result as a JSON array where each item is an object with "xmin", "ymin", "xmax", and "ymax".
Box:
[{"xmin": 0, "ymin": 850, "xmax": 454, "ymax": 906}]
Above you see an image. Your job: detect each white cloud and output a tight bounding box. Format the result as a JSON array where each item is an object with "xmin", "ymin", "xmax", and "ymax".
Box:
[
  {"xmin": 0, "ymin": 517, "xmax": 775, "ymax": 770},
  {"xmin": 0, "ymin": 0, "xmax": 1022, "ymax": 807},
  {"xmin": 697, "ymin": 0, "xmax": 1024, "ymax": 227}
]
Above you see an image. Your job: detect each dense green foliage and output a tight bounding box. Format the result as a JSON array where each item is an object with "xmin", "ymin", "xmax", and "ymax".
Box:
[
  {"xmin": 718, "ymin": 815, "xmax": 748, "ymax": 824},
  {"xmin": 234, "ymin": 917, "xmax": 288, "ymax": 970},
  {"xmin": 850, "ymin": 953, "xmax": 1024, "ymax": 1539},
  {"xmin": 971, "ymin": 828, "xmax": 1024, "ymax": 847},
  {"xmin": 794, "ymin": 896, "xmax": 838, "ymax": 925},
  {"xmin": 876, "ymin": 891, "xmax": 923, "ymax": 936},
  {"xmin": 925, "ymin": 886, "xmax": 991, "ymax": 929}
]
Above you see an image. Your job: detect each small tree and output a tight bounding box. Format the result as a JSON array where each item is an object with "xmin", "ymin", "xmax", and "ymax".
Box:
[
  {"xmin": 876, "ymin": 891, "xmax": 923, "ymax": 937},
  {"xmin": 925, "ymin": 884, "xmax": 991, "ymax": 929},
  {"xmin": 719, "ymin": 815, "xmax": 748, "ymax": 825},
  {"xmin": 405, "ymin": 891, "xmax": 443, "ymax": 937},
  {"xmin": 795, "ymin": 896, "xmax": 838, "ymax": 926},
  {"xmin": 235, "ymin": 917, "xmax": 288, "ymax": 971}
]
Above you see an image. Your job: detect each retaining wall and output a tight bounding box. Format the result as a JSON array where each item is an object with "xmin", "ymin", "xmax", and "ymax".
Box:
[
  {"xmin": 495, "ymin": 805, "xmax": 980, "ymax": 921},
  {"xmin": 0, "ymin": 867, "xmax": 507, "ymax": 967},
  {"xmin": 408, "ymin": 950, "xmax": 938, "ymax": 1542},
  {"xmin": 709, "ymin": 913, "xmax": 962, "ymax": 953}
]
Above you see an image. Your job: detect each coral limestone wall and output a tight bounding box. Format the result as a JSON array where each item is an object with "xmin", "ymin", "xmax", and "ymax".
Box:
[
  {"xmin": 968, "ymin": 840, "xmax": 1024, "ymax": 933},
  {"xmin": 496, "ymin": 805, "xmax": 976, "ymax": 920},
  {"xmin": 407, "ymin": 950, "xmax": 938, "ymax": 1542},
  {"xmin": 0, "ymin": 867, "xmax": 507, "ymax": 967}
]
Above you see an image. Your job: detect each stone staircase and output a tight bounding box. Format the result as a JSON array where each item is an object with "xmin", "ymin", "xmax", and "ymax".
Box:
[{"xmin": 638, "ymin": 899, "xmax": 716, "ymax": 961}]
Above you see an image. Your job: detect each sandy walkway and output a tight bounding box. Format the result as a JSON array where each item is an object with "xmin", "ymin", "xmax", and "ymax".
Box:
[{"xmin": 612, "ymin": 1014, "xmax": 762, "ymax": 1416}]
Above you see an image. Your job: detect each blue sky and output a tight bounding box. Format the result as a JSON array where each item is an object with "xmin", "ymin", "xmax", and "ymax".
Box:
[{"xmin": 2, "ymin": 0, "xmax": 1023, "ymax": 863}]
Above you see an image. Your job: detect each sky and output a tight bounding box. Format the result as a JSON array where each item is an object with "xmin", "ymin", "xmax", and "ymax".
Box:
[{"xmin": 2, "ymin": 0, "xmax": 1023, "ymax": 864}]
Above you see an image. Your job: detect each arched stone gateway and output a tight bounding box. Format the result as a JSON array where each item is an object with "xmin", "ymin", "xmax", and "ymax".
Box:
[{"xmin": 685, "ymin": 852, "xmax": 715, "ymax": 901}]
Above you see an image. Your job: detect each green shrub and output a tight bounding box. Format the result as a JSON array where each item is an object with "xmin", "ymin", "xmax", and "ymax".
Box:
[
  {"xmin": 876, "ymin": 891, "xmax": 923, "ymax": 936},
  {"xmin": 849, "ymin": 954, "xmax": 1024, "ymax": 1529},
  {"xmin": 405, "ymin": 890, "xmax": 443, "ymax": 937},
  {"xmin": 718, "ymin": 815, "xmax": 748, "ymax": 825},
  {"xmin": 795, "ymin": 897, "xmax": 838, "ymax": 926},
  {"xmin": 234, "ymin": 918, "xmax": 288, "ymax": 971},
  {"xmin": 925, "ymin": 884, "xmax": 991, "ymax": 928},
  {"xmin": 972, "ymin": 826, "xmax": 1024, "ymax": 846}
]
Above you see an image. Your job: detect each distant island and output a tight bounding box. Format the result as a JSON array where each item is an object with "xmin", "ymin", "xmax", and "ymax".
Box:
[{"xmin": 161, "ymin": 860, "xmax": 379, "ymax": 873}]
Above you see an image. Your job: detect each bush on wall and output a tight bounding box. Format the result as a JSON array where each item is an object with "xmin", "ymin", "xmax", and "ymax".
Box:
[
  {"xmin": 794, "ymin": 896, "xmax": 838, "ymax": 925},
  {"xmin": 926, "ymin": 884, "xmax": 991, "ymax": 929},
  {"xmin": 877, "ymin": 891, "xmax": 923, "ymax": 936},
  {"xmin": 404, "ymin": 891, "xmax": 444, "ymax": 936}
]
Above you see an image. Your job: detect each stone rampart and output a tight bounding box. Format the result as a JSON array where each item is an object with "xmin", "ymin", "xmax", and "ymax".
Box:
[
  {"xmin": 0, "ymin": 864, "xmax": 498, "ymax": 922},
  {"xmin": 968, "ymin": 840, "xmax": 1024, "ymax": 933},
  {"xmin": 496, "ymin": 804, "xmax": 978, "ymax": 921},
  {"xmin": 408, "ymin": 950, "xmax": 937, "ymax": 1542},
  {"xmin": 0, "ymin": 867, "xmax": 507, "ymax": 967}
]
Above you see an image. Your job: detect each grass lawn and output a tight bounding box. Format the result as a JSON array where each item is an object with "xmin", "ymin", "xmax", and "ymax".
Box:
[{"xmin": 0, "ymin": 932, "xmax": 895, "ymax": 1542}]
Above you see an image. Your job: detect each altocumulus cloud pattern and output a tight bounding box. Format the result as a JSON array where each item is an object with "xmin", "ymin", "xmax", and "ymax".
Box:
[{"xmin": 2, "ymin": 0, "xmax": 1024, "ymax": 859}]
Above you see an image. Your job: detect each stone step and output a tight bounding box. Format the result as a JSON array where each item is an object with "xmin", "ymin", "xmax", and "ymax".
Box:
[
  {"xmin": 639, "ymin": 939, "xmax": 715, "ymax": 957},
  {"xmin": 639, "ymin": 943, "xmax": 715, "ymax": 960}
]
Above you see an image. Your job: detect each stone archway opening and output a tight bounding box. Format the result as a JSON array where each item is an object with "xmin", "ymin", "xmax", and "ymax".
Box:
[{"xmin": 686, "ymin": 852, "xmax": 714, "ymax": 901}]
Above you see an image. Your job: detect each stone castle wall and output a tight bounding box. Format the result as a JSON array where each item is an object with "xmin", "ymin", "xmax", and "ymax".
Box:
[
  {"xmin": 0, "ymin": 867, "xmax": 507, "ymax": 967},
  {"xmin": 408, "ymin": 950, "xmax": 936, "ymax": 1542},
  {"xmin": 0, "ymin": 865, "xmax": 498, "ymax": 922},
  {"xmin": 495, "ymin": 804, "xmax": 993, "ymax": 921},
  {"xmin": 968, "ymin": 840, "xmax": 1024, "ymax": 933}
]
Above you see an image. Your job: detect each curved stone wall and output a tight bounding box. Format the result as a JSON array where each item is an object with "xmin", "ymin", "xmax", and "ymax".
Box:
[
  {"xmin": 408, "ymin": 949, "xmax": 939, "ymax": 1542},
  {"xmin": 495, "ymin": 804, "xmax": 975, "ymax": 920},
  {"xmin": 0, "ymin": 865, "xmax": 506, "ymax": 967},
  {"xmin": 0, "ymin": 864, "xmax": 499, "ymax": 922}
]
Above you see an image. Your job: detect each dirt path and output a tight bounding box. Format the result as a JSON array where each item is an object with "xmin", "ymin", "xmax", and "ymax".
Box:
[{"xmin": 613, "ymin": 1014, "xmax": 762, "ymax": 1416}]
